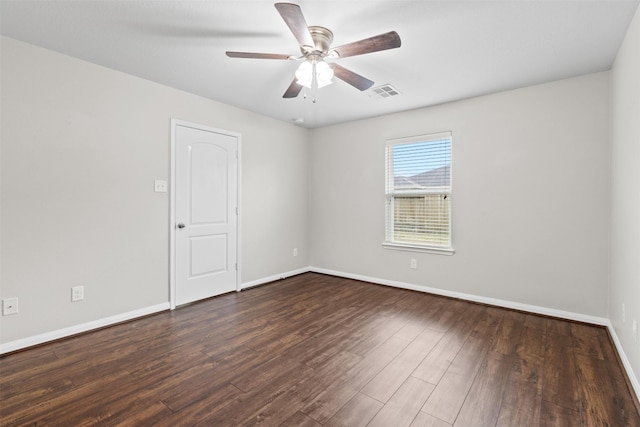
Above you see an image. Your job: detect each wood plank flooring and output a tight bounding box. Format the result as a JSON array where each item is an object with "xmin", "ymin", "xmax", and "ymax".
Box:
[{"xmin": 1, "ymin": 273, "xmax": 639, "ymax": 426}]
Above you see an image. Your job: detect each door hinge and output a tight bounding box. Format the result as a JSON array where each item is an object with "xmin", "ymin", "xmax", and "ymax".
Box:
[
  {"xmin": 235, "ymin": 206, "xmax": 238, "ymax": 215},
  {"xmin": 235, "ymin": 263, "xmax": 238, "ymax": 271}
]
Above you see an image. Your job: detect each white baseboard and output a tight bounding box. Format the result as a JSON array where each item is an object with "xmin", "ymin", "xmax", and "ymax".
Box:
[
  {"xmin": 604, "ymin": 320, "xmax": 640, "ymax": 402},
  {"xmin": 310, "ymin": 267, "xmax": 609, "ymax": 325},
  {"xmin": 0, "ymin": 303, "xmax": 170, "ymax": 355},
  {"xmin": 241, "ymin": 267, "xmax": 310, "ymax": 290}
]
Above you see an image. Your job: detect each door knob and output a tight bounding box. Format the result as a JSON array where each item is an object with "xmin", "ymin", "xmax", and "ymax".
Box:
[{"xmin": 177, "ymin": 223, "xmax": 186, "ymax": 229}]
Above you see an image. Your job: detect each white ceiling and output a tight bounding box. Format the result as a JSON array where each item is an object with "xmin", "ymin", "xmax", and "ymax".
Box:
[{"xmin": 1, "ymin": 0, "xmax": 638, "ymax": 128}]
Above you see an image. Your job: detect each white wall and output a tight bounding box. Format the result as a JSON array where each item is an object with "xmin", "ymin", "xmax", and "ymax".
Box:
[
  {"xmin": 309, "ymin": 72, "xmax": 611, "ymax": 317},
  {"xmin": 610, "ymin": 6, "xmax": 640, "ymax": 391},
  {"xmin": 0, "ymin": 37, "xmax": 309, "ymax": 344}
]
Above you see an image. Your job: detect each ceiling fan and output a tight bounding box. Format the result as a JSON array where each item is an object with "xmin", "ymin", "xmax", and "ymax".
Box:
[{"xmin": 226, "ymin": 3, "xmax": 401, "ymax": 98}]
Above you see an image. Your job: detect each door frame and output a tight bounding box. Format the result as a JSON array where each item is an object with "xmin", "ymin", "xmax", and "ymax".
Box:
[{"xmin": 169, "ymin": 118, "xmax": 242, "ymax": 310}]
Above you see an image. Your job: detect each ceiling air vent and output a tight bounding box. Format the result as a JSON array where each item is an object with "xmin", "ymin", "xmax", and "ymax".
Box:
[{"xmin": 369, "ymin": 84, "xmax": 400, "ymax": 99}]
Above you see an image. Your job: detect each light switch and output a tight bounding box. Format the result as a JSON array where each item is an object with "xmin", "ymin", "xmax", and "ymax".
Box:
[{"xmin": 154, "ymin": 180, "xmax": 167, "ymax": 193}]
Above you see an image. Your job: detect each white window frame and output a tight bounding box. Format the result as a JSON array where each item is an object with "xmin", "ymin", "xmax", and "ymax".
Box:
[{"xmin": 383, "ymin": 132, "xmax": 454, "ymax": 255}]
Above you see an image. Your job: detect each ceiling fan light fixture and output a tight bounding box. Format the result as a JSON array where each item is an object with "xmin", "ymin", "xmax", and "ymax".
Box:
[
  {"xmin": 296, "ymin": 59, "xmax": 334, "ymax": 89},
  {"xmin": 315, "ymin": 61, "xmax": 334, "ymax": 88},
  {"xmin": 295, "ymin": 60, "xmax": 313, "ymax": 88}
]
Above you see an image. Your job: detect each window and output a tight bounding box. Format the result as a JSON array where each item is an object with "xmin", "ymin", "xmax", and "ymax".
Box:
[{"xmin": 384, "ymin": 132, "xmax": 453, "ymax": 254}]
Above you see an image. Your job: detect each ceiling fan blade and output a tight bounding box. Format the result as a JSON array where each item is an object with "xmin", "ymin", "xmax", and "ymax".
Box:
[
  {"xmin": 283, "ymin": 78, "xmax": 303, "ymax": 98},
  {"xmin": 226, "ymin": 51, "xmax": 291, "ymax": 60},
  {"xmin": 332, "ymin": 31, "xmax": 401, "ymax": 58},
  {"xmin": 332, "ymin": 64, "xmax": 375, "ymax": 91},
  {"xmin": 275, "ymin": 3, "xmax": 314, "ymax": 48}
]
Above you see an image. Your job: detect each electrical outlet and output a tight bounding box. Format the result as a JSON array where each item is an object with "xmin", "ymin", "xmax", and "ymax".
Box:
[
  {"xmin": 154, "ymin": 180, "xmax": 167, "ymax": 193},
  {"xmin": 2, "ymin": 298, "xmax": 18, "ymax": 316},
  {"xmin": 293, "ymin": 248, "xmax": 298, "ymax": 257},
  {"xmin": 71, "ymin": 286, "xmax": 84, "ymax": 302},
  {"xmin": 622, "ymin": 303, "xmax": 626, "ymax": 323},
  {"xmin": 633, "ymin": 320, "xmax": 638, "ymax": 344},
  {"xmin": 410, "ymin": 259, "xmax": 417, "ymax": 269}
]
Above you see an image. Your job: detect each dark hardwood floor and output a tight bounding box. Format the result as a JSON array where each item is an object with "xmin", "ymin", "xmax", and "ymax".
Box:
[{"xmin": 1, "ymin": 273, "xmax": 639, "ymax": 426}]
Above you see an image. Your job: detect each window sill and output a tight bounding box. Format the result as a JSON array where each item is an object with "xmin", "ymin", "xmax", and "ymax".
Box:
[{"xmin": 382, "ymin": 242, "xmax": 455, "ymax": 256}]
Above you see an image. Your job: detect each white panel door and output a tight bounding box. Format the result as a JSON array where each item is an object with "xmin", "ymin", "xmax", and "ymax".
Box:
[{"xmin": 174, "ymin": 123, "xmax": 238, "ymax": 306}]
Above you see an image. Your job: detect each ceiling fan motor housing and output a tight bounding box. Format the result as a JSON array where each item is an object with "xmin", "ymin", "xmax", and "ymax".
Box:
[{"xmin": 304, "ymin": 26, "xmax": 334, "ymax": 56}]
